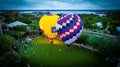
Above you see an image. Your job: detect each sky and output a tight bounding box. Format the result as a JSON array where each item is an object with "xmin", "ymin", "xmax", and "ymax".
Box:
[{"xmin": 0, "ymin": 0, "xmax": 120, "ymax": 10}]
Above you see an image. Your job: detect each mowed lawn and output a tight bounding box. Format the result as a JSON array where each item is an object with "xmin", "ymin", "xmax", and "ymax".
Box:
[{"xmin": 20, "ymin": 37, "xmax": 108, "ymax": 67}]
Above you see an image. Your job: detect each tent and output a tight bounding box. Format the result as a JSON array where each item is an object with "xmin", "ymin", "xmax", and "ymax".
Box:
[
  {"xmin": 92, "ymin": 22, "xmax": 103, "ymax": 28},
  {"xmin": 116, "ymin": 26, "xmax": 120, "ymax": 32},
  {"xmin": 7, "ymin": 21, "xmax": 28, "ymax": 27},
  {"xmin": 96, "ymin": 22, "xmax": 103, "ymax": 28}
]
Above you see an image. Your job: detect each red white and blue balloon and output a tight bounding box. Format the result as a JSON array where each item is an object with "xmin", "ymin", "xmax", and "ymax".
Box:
[{"xmin": 56, "ymin": 13, "xmax": 83, "ymax": 45}]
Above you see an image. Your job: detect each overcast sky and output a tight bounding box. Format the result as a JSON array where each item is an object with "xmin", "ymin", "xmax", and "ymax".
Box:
[{"xmin": 0, "ymin": 0, "xmax": 120, "ymax": 10}]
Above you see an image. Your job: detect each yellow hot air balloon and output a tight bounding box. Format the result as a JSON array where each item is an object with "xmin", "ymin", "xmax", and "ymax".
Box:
[{"xmin": 39, "ymin": 14, "xmax": 59, "ymax": 43}]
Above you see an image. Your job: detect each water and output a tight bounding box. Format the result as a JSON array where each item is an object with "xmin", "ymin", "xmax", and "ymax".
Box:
[
  {"xmin": 0, "ymin": 10, "xmax": 112, "ymax": 16},
  {"xmin": 49, "ymin": 11, "xmax": 96, "ymax": 14},
  {"xmin": 17, "ymin": 10, "xmax": 107, "ymax": 17},
  {"xmin": 15, "ymin": 10, "xmax": 96, "ymax": 14}
]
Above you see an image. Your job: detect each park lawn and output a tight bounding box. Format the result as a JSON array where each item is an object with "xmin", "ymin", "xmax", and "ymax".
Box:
[{"xmin": 20, "ymin": 36, "xmax": 109, "ymax": 67}]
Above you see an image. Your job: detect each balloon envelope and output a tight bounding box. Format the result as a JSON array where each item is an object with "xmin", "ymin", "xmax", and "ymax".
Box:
[
  {"xmin": 39, "ymin": 14, "xmax": 59, "ymax": 39},
  {"xmin": 56, "ymin": 13, "xmax": 83, "ymax": 45}
]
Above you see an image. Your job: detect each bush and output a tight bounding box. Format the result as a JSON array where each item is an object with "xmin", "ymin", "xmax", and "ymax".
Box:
[
  {"xmin": 29, "ymin": 23, "xmax": 40, "ymax": 31},
  {"xmin": 3, "ymin": 30, "xmax": 12, "ymax": 36},
  {"xmin": 0, "ymin": 34, "xmax": 13, "ymax": 52},
  {"xmin": 0, "ymin": 53, "xmax": 28, "ymax": 67},
  {"xmin": 108, "ymin": 25, "xmax": 116, "ymax": 34},
  {"xmin": 12, "ymin": 25, "xmax": 26, "ymax": 32},
  {"xmin": 4, "ymin": 30, "xmax": 25, "ymax": 39},
  {"xmin": 75, "ymin": 33, "xmax": 89, "ymax": 44},
  {"xmin": 86, "ymin": 34, "xmax": 120, "ymax": 57},
  {"xmin": 87, "ymin": 35, "xmax": 106, "ymax": 48}
]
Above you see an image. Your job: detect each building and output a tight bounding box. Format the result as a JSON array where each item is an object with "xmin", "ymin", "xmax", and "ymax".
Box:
[{"xmin": 7, "ymin": 21, "xmax": 28, "ymax": 28}]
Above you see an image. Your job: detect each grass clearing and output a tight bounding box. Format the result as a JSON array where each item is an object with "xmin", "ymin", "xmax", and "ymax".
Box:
[{"xmin": 20, "ymin": 36, "xmax": 110, "ymax": 67}]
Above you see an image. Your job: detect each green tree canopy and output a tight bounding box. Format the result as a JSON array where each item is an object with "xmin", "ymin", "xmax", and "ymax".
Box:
[{"xmin": 0, "ymin": 34, "xmax": 13, "ymax": 52}]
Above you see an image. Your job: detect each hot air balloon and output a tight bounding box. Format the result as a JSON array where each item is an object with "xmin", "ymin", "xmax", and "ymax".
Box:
[
  {"xmin": 56, "ymin": 13, "xmax": 83, "ymax": 51},
  {"xmin": 39, "ymin": 14, "xmax": 59, "ymax": 43}
]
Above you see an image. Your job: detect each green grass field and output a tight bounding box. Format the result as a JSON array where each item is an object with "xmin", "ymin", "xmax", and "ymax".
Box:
[{"xmin": 20, "ymin": 36, "xmax": 110, "ymax": 67}]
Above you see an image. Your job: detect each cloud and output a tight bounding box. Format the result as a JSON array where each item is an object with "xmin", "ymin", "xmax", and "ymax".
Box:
[
  {"xmin": 0, "ymin": 0, "xmax": 29, "ymax": 9},
  {"xmin": 84, "ymin": 0, "xmax": 120, "ymax": 9},
  {"xmin": 24, "ymin": 0, "xmax": 101, "ymax": 10},
  {"xmin": 25, "ymin": 0, "xmax": 42, "ymax": 3},
  {"xmin": 0, "ymin": 0, "xmax": 120, "ymax": 10}
]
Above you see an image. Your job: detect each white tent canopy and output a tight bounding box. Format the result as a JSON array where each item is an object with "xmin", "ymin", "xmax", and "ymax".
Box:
[
  {"xmin": 92, "ymin": 22, "xmax": 103, "ymax": 28},
  {"xmin": 96, "ymin": 22, "xmax": 103, "ymax": 28},
  {"xmin": 7, "ymin": 21, "xmax": 28, "ymax": 27},
  {"xmin": 116, "ymin": 26, "xmax": 120, "ymax": 32}
]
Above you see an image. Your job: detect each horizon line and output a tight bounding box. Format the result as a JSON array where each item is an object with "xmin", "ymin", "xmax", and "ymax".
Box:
[{"xmin": 0, "ymin": 9, "xmax": 120, "ymax": 11}]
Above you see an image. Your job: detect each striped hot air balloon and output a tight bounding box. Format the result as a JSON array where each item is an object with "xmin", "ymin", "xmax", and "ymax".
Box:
[{"xmin": 56, "ymin": 13, "xmax": 83, "ymax": 46}]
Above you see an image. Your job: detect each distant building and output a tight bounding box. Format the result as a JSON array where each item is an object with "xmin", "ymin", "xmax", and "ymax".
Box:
[
  {"xmin": 7, "ymin": 21, "xmax": 28, "ymax": 28},
  {"xmin": 97, "ymin": 14, "xmax": 106, "ymax": 17},
  {"xmin": 7, "ymin": 21, "xmax": 31, "ymax": 31},
  {"xmin": 31, "ymin": 12, "xmax": 42, "ymax": 17}
]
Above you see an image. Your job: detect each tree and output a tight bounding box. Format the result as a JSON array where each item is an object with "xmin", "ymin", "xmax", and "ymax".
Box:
[
  {"xmin": 19, "ymin": 14, "xmax": 37, "ymax": 24},
  {"xmin": 0, "ymin": 53, "xmax": 28, "ymax": 67},
  {"xmin": 79, "ymin": 14, "xmax": 102, "ymax": 29},
  {"xmin": 57, "ymin": 13, "xmax": 62, "ymax": 16},
  {"xmin": 1, "ymin": 12, "xmax": 19, "ymax": 23},
  {"xmin": 0, "ymin": 34, "xmax": 13, "ymax": 52},
  {"xmin": 108, "ymin": 24, "xmax": 116, "ymax": 34}
]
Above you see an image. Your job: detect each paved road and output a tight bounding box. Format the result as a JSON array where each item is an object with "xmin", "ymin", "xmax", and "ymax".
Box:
[
  {"xmin": 83, "ymin": 30, "xmax": 120, "ymax": 39},
  {"xmin": 73, "ymin": 43, "xmax": 98, "ymax": 52}
]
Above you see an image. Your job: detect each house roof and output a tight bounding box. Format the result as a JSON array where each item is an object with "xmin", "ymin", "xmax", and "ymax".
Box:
[{"xmin": 7, "ymin": 21, "xmax": 28, "ymax": 27}]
